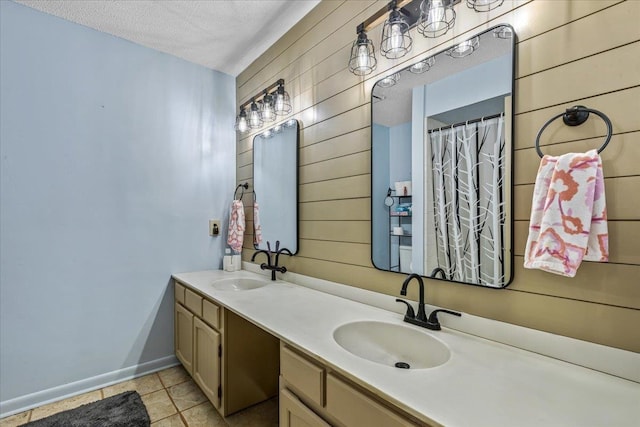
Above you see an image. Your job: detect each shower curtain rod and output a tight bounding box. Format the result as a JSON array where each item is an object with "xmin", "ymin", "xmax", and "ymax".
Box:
[{"xmin": 427, "ymin": 112, "xmax": 504, "ymax": 134}]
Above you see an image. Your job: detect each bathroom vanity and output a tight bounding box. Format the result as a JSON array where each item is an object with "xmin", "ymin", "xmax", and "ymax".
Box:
[
  {"xmin": 174, "ymin": 280, "xmax": 279, "ymax": 416},
  {"xmin": 172, "ymin": 269, "xmax": 640, "ymax": 426}
]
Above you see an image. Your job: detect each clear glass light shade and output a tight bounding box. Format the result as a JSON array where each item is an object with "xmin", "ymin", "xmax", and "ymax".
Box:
[
  {"xmin": 377, "ymin": 73, "xmax": 400, "ymax": 88},
  {"xmin": 467, "ymin": 0, "xmax": 504, "ymax": 12},
  {"xmin": 493, "ymin": 26, "xmax": 513, "ymax": 39},
  {"xmin": 417, "ymin": 0, "xmax": 456, "ymax": 38},
  {"xmin": 349, "ymin": 32, "xmax": 377, "ymax": 76},
  {"xmin": 410, "ymin": 56, "xmax": 436, "ymax": 74},
  {"xmin": 446, "ymin": 36, "xmax": 480, "ymax": 58},
  {"xmin": 381, "ymin": 9, "xmax": 412, "ymax": 59},
  {"xmin": 285, "ymin": 119, "xmax": 297, "ymax": 128},
  {"xmin": 248, "ymin": 101, "xmax": 263, "ymax": 129},
  {"xmin": 260, "ymin": 94, "xmax": 276, "ymax": 123},
  {"xmin": 235, "ymin": 108, "xmax": 248, "ymax": 133},
  {"xmin": 274, "ymin": 86, "xmax": 292, "ymax": 116}
]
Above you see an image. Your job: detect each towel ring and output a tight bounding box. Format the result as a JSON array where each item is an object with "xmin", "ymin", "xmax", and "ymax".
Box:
[
  {"xmin": 535, "ymin": 106, "xmax": 612, "ymax": 158},
  {"xmin": 234, "ymin": 182, "xmax": 248, "ymax": 200}
]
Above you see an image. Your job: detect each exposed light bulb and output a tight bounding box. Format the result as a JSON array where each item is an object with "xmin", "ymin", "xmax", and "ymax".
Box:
[
  {"xmin": 357, "ymin": 44, "xmax": 369, "ymax": 69},
  {"xmin": 237, "ymin": 117, "xmax": 248, "ymax": 133},
  {"xmin": 389, "ymin": 23, "xmax": 403, "ymax": 53},
  {"xmin": 274, "ymin": 94, "xmax": 284, "ymax": 113}
]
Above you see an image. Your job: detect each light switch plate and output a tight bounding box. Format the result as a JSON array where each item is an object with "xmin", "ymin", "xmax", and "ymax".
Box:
[{"xmin": 209, "ymin": 220, "xmax": 220, "ymax": 236}]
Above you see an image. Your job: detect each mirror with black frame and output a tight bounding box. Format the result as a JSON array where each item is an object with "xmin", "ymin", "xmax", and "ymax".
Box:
[
  {"xmin": 372, "ymin": 24, "xmax": 514, "ymax": 288},
  {"xmin": 252, "ymin": 120, "xmax": 299, "ymax": 253}
]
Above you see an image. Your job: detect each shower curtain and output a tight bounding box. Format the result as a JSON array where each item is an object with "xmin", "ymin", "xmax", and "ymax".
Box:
[{"xmin": 428, "ymin": 115, "xmax": 506, "ymax": 287}]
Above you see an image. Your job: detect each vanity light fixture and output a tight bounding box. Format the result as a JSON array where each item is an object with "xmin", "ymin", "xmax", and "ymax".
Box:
[
  {"xmin": 410, "ymin": 56, "xmax": 436, "ymax": 73},
  {"xmin": 466, "ymin": 0, "xmax": 504, "ymax": 12},
  {"xmin": 346, "ymin": 0, "xmax": 499, "ymax": 75},
  {"xmin": 493, "ymin": 25, "xmax": 513, "ymax": 39},
  {"xmin": 417, "ymin": 0, "xmax": 456, "ymax": 38},
  {"xmin": 247, "ymin": 99, "xmax": 263, "ymax": 129},
  {"xmin": 378, "ymin": 73, "xmax": 400, "ymax": 88},
  {"xmin": 446, "ymin": 36, "xmax": 480, "ymax": 58},
  {"xmin": 381, "ymin": 1, "xmax": 413, "ymax": 59},
  {"xmin": 235, "ymin": 107, "xmax": 249, "ymax": 133},
  {"xmin": 235, "ymin": 79, "xmax": 291, "ymax": 134},
  {"xmin": 259, "ymin": 119, "xmax": 296, "ymax": 139},
  {"xmin": 348, "ymin": 24, "xmax": 377, "ymax": 76},
  {"xmin": 273, "ymin": 81, "xmax": 292, "ymax": 116},
  {"xmin": 261, "ymin": 92, "xmax": 276, "ymax": 123}
]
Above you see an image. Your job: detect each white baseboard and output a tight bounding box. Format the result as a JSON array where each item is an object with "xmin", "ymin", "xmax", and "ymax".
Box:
[{"xmin": 0, "ymin": 355, "xmax": 179, "ymax": 418}]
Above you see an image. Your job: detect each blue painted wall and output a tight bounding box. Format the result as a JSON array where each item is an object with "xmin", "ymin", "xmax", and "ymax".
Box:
[{"xmin": 0, "ymin": 1, "xmax": 235, "ymax": 411}]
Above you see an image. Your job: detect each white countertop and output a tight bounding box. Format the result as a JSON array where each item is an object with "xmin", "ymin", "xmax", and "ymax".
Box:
[{"xmin": 172, "ymin": 269, "xmax": 640, "ymax": 427}]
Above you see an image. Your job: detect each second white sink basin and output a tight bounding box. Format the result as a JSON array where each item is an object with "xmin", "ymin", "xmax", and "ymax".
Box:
[
  {"xmin": 211, "ymin": 278, "xmax": 268, "ymax": 291},
  {"xmin": 333, "ymin": 321, "xmax": 450, "ymax": 369}
]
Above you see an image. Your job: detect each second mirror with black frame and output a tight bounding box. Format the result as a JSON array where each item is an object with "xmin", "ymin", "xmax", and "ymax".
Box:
[
  {"xmin": 252, "ymin": 120, "xmax": 299, "ymax": 254},
  {"xmin": 371, "ymin": 24, "xmax": 515, "ymax": 288}
]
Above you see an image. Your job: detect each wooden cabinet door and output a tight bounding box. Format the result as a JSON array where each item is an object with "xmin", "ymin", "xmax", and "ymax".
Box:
[
  {"xmin": 326, "ymin": 373, "xmax": 418, "ymax": 427},
  {"xmin": 280, "ymin": 389, "xmax": 330, "ymax": 427},
  {"xmin": 175, "ymin": 303, "xmax": 193, "ymax": 375},
  {"xmin": 193, "ymin": 316, "xmax": 221, "ymax": 410}
]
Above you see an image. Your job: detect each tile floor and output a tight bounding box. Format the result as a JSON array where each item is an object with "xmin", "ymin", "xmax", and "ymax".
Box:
[{"xmin": 0, "ymin": 365, "xmax": 278, "ymax": 427}]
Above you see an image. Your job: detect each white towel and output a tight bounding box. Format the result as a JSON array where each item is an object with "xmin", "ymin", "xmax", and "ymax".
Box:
[
  {"xmin": 524, "ymin": 149, "xmax": 608, "ymax": 277},
  {"xmin": 227, "ymin": 200, "xmax": 245, "ymax": 253}
]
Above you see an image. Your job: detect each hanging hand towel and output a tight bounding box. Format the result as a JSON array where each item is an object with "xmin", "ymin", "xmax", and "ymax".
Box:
[
  {"xmin": 227, "ymin": 200, "xmax": 245, "ymax": 253},
  {"xmin": 524, "ymin": 149, "xmax": 608, "ymax": 277},
  {"xmin": 253, "ymin": 201, "xmax": 263, "ymax": 246}
]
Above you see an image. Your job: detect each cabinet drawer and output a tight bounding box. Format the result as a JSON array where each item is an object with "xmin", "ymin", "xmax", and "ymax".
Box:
[
  {"xmin": 326, "ymin": 373, "xmax": 416, "ymax": 427},
  {"xmin": 174, "ymin": 281, "xmax": 186, "ymax": 305},
  {"xmin": 281, "ymin": 345, "xmax": 325, "ymax": 407},
  {"xmin": 184, "ymin": 288, "xmax": 203, "ymax": 317},
  {"xmin": 280, "ymin": 388, "xmax": 331, "ymax": 427},
  {"xmin": 202, "ymin": 298, "xmax": 220, "ymax": 330}
]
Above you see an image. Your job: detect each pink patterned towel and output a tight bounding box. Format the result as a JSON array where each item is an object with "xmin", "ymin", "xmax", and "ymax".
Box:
[
  {"xmin": 253, "ymin": 201, "xmax": 263, "ymax": 246},
  {"xmin": 227, "ymin": 200, "xmax": 245, "ymax": 253},
  {"xmin": 524, "ymin": 149, "xmax": 608, "ymax": 277}
]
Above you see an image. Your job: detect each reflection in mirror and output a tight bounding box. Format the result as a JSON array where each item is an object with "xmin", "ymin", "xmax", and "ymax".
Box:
[
  {"xmin": 253, "ymin": 120, "xmax": 299, "ymax": 253},
  {"xmin": 371, "ymin": 25, "xmax": 514, "ymax": 288}
]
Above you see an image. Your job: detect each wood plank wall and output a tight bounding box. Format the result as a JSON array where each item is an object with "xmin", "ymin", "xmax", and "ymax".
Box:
[{"xmin": 236, "ymin": 0, "xmax": 640, "ymax": 353}]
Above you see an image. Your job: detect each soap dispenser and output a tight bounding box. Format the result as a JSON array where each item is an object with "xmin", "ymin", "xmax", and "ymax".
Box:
[{"xmin": 223, "ymin": 248, "xmax": 234, "ymax": 272}]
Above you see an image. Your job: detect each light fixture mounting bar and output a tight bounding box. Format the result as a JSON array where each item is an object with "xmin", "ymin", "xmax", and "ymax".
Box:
[
  {"xmin": 239, "ymin": 79, "xmax": 284, "ymax": 110},
  {"xmin": 360, "ymin": 0, "xmax": 461, "ymax": 32}
]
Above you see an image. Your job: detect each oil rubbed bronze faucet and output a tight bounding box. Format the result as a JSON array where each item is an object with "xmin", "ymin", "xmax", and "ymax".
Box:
[
  {"xmin": 250, "ymin": 240, "xmax": 292, "ymax": 281},
  {"xmin": 395, "ymin": 273, "xmax": 461, "ymax": 330}
]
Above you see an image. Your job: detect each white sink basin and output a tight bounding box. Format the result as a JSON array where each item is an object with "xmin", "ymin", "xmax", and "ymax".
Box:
[
  {"xmin": 333, "ymin": 321, "xmax": 450, "ymax": 369},
  {"xmin": 211, "ymin": 278, "xmax": 268, "ymax": 291}
]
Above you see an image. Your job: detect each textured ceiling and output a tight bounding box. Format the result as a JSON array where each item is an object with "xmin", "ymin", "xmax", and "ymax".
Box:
[{"xmin": 14, "ymin": 0, "xmax": 320, "ymax": 76}]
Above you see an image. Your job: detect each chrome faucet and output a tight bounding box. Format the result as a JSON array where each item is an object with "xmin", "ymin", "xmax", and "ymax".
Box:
[
  {"xmin": 250, "ymin": 240, "xmax": 292, "ymax": 281},
  {"xmin": 395, "ymin": 273, "xmax": 461, "ymax": 330}
]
